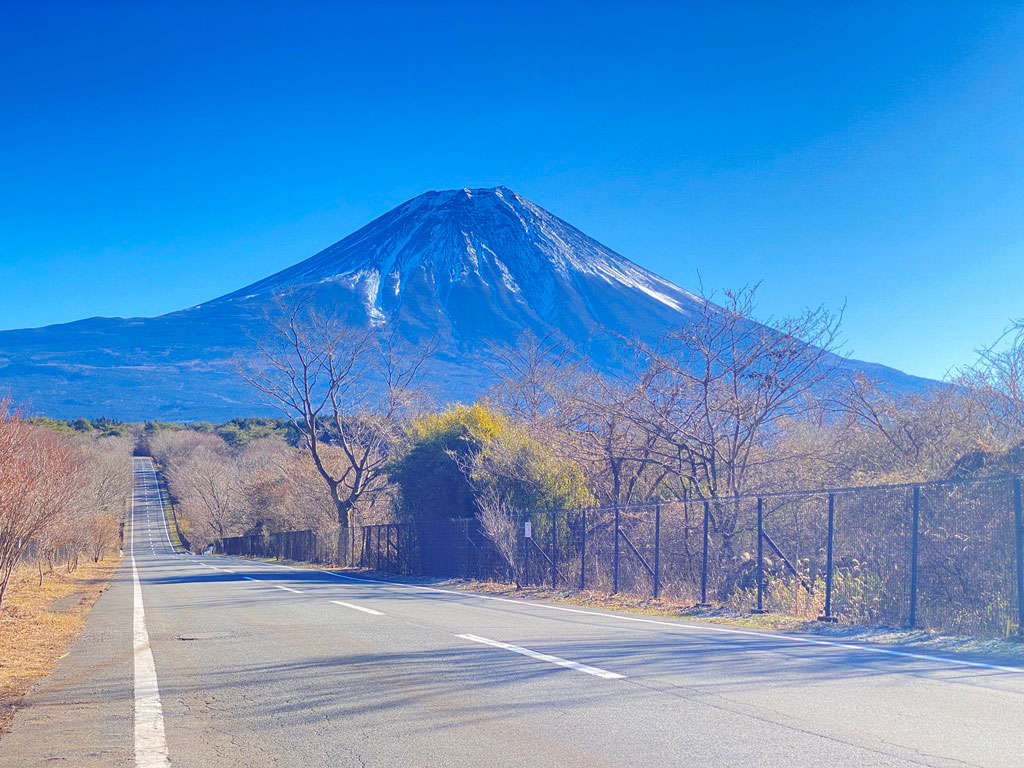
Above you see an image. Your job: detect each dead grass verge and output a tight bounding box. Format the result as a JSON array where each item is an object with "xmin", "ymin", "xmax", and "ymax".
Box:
[{"xmin": 0, "ymin": 557, "xmax": 121, "ymax": 735}]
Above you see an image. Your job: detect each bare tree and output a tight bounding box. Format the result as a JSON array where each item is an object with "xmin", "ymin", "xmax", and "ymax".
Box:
[
  {"xmin": 575, "ymin": 377, "xmax": 674, "ymax": 506},
  {"xmin": 830, "ymin": 374, "xmax": 987, "ymax": 482},
  {"xmin": 615, "ymin": 285, "xmax": 844, "ymax": 501},
  {"xmin": 151, "ymin": 429, "xmax": 341, "ymax": 550},
  {"xmin": 242, "ymin": 297, "xmax": 432, "ymax": 560},
  {"xmin": 485, "ymin": 331, "xmax": 669, "ymax": 507},
  {"xmin": 76, "ymin": 435, "xmax": 133, "ymax": 558},
  {"xmin": 163, "ymin": 439, "xmax": 242, "ymax": 542},
  {"xmin": 0, "ymin": 402, "xmax": 83, "ymax": 608},
  {"xmin": 485, "ymin": 330, "xmax": 580, "ymax": 426},
  {"xmin": 958, "ymin": 319, "xmax": 1024, "ymax": 444},
  {"xmin": 234, "ymin": 437, "xmax": 338, "ymax": 534}
]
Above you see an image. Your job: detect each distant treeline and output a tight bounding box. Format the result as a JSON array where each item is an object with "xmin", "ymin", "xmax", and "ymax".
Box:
[{"xmin": 31, "ymin": 416, "xmax": 299, "ymax": 447}]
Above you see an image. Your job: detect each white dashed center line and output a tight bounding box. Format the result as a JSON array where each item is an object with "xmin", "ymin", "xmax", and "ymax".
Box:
[
  {"xmin": 330, "ymin": 600, "xmax": 384, "ymax": 616},
  {"xmin": 457, "ymin": 634, "xmax": 624, "ymax": 679}
]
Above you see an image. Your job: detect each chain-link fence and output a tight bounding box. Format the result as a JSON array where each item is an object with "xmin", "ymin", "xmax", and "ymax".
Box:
[{"xmin": 218, "ymin": 474, "xmax": 1024, "ymax": 638}]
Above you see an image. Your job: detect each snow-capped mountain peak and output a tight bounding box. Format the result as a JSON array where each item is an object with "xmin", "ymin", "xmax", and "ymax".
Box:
[
  {"xmin": 0, "ymin": 186, "xmax": 936, "ymax": 420},
  {"xmin": 210, "ymin": 187, "xmax": 702, "ymax": 340}
]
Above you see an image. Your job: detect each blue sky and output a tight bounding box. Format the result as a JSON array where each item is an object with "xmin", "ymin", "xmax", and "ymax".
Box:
[{"xmin": 2, "ymin": 1, "xmax": 1023, "ymax": 380}]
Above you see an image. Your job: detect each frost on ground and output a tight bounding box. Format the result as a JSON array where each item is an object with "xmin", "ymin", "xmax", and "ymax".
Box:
[{"xmin": 807, "ymin": 624, "xmax": 1024, "ymax": 662}]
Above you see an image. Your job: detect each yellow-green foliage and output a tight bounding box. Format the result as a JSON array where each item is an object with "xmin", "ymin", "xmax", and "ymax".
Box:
[
  {"xmin": 390, "ymin": 404, "xmax": 505, "ymax": 520},
  {"xmin": 409, "ymin": 403, "xmax": 505, "ymax": 445},
  {"xmin": 391, "ymin": 403, "xmax": 590, "ymax": 521},
  {"xmin": 471, "ymin": 426, "xmax": 593, "ymax": 513}
]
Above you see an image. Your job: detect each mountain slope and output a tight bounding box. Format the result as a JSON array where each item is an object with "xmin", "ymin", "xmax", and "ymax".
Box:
[
  {"xmin": 0, "ymin": 187, "xmax": 934, "ymax": 420},
  {"xmin": 205, "ymin": 186, "xmax": 704, "ymax": 348}
]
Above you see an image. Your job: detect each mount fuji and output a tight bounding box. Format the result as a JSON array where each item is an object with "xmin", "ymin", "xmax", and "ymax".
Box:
[{"xmin": 0, "ymin": 187, "xmax": 932, "ymax": 420}]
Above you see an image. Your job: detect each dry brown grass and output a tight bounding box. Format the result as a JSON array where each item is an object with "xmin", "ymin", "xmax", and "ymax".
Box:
[{"xmin": 0, "ymin": 556, "xmax": 121, "ymax": 735}]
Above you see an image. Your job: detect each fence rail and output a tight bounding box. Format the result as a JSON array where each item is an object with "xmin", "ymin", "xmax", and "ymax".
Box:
[{"xmin": 217, "ymin": 474, "xmax": 1024, "ymax": 638}]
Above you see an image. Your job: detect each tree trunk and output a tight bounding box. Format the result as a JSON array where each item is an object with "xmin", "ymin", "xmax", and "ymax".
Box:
[
  {"xmin": 335, "ymin": 525, "xmax": 348, "ymax": 567},
  {"xmin": 335, "ymin": 498, "xmax": 352, "ymax": 566}
]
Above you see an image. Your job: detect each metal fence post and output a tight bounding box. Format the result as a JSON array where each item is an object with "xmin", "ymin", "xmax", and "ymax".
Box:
[
  {"xmin": 1014, "ymin": 476, "xmax": 1024, "ymax": 637},
  {"xmin": 551, "ymin": 511, "xmax": 558, "ymax": 588},
  {"xmin": 579, "ymin": 509, "xmax": 587, "ymax": 591},
  {"xmin": 613, "ymin": 505, "xmax": 621, "ymax": 594},
  {"xmin": 698, "ymin": 500, "xmax": 710, "ymax": 607},
  {"xmin": 753, "ymin": 497, "xmax": 766, "ymax": 613},
  {"xmin": 907, "ymin": 485, "xmax": 921, "ymax": 628},
  {"xmin": 819, "ymin": 493, "xmax": 838, "ymax": 622},
  {"xmin": 653, "ymin": 503, "xmax": 661, "ymax": 598}
]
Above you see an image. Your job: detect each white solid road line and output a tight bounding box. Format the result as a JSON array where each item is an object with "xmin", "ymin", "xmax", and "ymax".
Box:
[
  {"xmin": 274, "ymin": 585, "xmax": 303, "ymax": 594},
  {"xmin": 146, "ymin": 461, "xmax": 177, "ymax": 556},
  {"xmin": 131, "ymin": 462, "xmax": 171, "ymax": 768},
  {"xmin": 330, "ymin": 600, "xmax": 384, "ymax": 616},
  {"xmin": 457, "ymin": 634, "xmax": 624, "ymax": 680},
  {"xmin": 311, "ymin": 570, "xmax": 1024, "ymax": 675}
]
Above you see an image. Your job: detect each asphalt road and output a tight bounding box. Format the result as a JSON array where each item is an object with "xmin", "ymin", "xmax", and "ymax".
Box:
[{"xmin": 2, "ymin": 457, "xmax": 1024, "ymax": 767}]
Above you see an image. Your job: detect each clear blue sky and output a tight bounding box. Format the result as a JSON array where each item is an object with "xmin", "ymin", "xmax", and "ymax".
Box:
[{"xmin": 2, "ymin": 2, "xmax": 1023, "ymax": 380}]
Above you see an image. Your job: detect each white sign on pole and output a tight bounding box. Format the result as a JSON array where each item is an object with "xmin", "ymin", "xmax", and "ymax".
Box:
[{"xmin": 524, "ymin": 521, "xmax": 532, "ymax": 539}]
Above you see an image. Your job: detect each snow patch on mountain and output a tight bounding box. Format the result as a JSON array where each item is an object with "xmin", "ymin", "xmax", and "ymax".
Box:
[{"xmin": 210, "ymin": 186, "xmax": 704, "ymax": 349}]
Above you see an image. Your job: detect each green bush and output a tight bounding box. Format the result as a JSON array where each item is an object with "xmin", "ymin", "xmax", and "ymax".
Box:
[
  {"xmin": 390, "ymin": 403, "xmax": 591, "ymax": 522},
  {"xmin": 389, "ymin": 404, "xmax": 503, "ymax": 520}
]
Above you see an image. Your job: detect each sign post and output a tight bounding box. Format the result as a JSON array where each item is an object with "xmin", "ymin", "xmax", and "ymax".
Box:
[{"xmin": 523, "ymin": 521, "xmax": 532, "ymax": 585}]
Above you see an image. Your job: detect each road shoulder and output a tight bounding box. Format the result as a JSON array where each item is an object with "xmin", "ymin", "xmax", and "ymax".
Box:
[{"xmin": 0, "ymin": 557, "xmax": 132, "ymax": 767}]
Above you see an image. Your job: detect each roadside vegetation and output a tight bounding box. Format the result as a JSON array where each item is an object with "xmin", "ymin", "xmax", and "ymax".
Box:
[
  {"xmin": 0, "ymin": 400, "xmax": 131, "ymax": 609},
  {"xmin": 0, "ymin": 400, "xmax": 132, "ymax": 732},
  {"xmin": 0, "ymin": 558, "xmax": 120, "ymax": 734},
  {"xmin": 43, "ymin": 289, "xmax": 1024, "ymax": 635}
]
